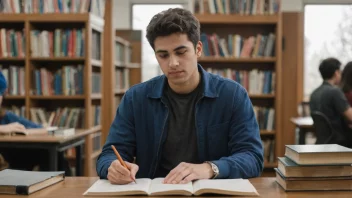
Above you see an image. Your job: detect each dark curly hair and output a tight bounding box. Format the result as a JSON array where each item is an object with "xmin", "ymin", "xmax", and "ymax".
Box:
[
  {"xmin": 341, "ymin": 61, "xmax": 352, "ymax": 93},
  {"xmin": 146, "ymin": 8, "xmax": 200, "ymax": 50}
]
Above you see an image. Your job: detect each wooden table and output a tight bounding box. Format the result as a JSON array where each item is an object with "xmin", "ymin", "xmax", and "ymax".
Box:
[
  {"xmin": 1, "ymin": 177, "xmax": 352, "ymax": 198},
  {"xmin": 290, "ymin": 117, "xmax": 314, "ymax": 144},
  {"xmin": 0, "ymin": 126, "xmax": 101, "ymax": 176}
]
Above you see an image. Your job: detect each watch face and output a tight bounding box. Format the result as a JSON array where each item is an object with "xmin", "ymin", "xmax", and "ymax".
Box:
[{"xmin": 212, "ymin": 163, "xmax": 219, "ymax": 173}]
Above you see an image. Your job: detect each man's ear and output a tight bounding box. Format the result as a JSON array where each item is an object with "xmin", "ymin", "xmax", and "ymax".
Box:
[{"xmin": 196, "ymin": 41, "xmax": 203, "ymax": 58}]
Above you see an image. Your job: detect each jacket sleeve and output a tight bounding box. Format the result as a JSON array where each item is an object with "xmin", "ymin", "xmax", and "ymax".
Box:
[
  {"xmin": 1, "ymin": 111, "xmax": 42, "ymax": 128},
  {"xmin": 96, "ymin": 90, "xmax": 136, "ymax": 179},
  {"xmin": 211, "ymin": 86, "xmax": 264, "ymax": 179}
]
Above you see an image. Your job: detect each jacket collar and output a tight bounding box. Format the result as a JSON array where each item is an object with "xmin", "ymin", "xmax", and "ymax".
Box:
[{"xmin": 147, "ymin": 64, "xmax": 218, "ymax": 99}]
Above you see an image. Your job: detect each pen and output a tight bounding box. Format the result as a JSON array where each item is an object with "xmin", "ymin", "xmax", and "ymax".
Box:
[{"xmin": 111, "ymin": 145, "xmax": 137, "ymax": 184}]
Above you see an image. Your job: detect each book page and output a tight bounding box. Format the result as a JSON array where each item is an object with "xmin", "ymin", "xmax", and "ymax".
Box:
[
  {"xmin": 83, "ymin": 179, "xmax": 151, "ymax": 196},
  {"xmin": 149, "ymin": 178, "xmax": 193, "ymax": 196},
  {"xmin": 193, "ymin": 179, "xmax": 259, "ymax": 196}
]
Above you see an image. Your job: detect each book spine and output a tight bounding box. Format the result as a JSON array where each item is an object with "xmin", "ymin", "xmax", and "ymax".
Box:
[{"xmin": 16, "ymin": 186, "xmax": 29, "ymax": 195}]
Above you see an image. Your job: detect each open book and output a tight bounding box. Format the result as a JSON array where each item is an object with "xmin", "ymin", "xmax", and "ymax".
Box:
[
  {"xmin": 83, "ymin": 178, "xmax": 259, "ymax": 196},
  {"xmin": 0, "ymin": 127, "xmax": 75, "ymax": 136}
]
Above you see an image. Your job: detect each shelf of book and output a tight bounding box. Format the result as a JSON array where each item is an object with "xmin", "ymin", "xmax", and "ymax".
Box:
[
  {"xmin": 198, "ymin": 57, "xmax": 276, "ymax": 63},
  {"xmin": 193, "ymin": 0, "xmax": 282, "ymax": 169},
  {"xmin": 101, "ymin": 29, "xmax": 142, "ymax": 144},
  {"xmin": 194, "ymin": 14, "xmax": 279, "ymax": 24},
  {"xmin": 0, "ymin": 58, "xmax": 25, "ymax": 61},
  {"xmin": 0, "ymin": 0, "xmax": 108, "ymax": 176}
]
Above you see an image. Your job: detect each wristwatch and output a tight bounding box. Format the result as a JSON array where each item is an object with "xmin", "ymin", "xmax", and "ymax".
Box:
[{"xmin": 205, "ymin": 161, "xmax": 219, "ymax": 179}]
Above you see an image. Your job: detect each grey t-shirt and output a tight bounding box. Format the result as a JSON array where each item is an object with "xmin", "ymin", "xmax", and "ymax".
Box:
[
  {"xmin": 155, "ymin": 77, "xmax": 203, "ymax": 177},
  {"xmin": 310, "ymin": 81, "xmax": 352, "ymax": 147}
]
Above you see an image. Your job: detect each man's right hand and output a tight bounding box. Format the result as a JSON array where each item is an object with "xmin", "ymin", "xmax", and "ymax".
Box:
[
  {"xmin": 107, "ymin": 159, "xmax": 139, "ymax": 184},
  {"xmin": 0, "ymin": 122, "xmax": 26, "ymax": 134}
]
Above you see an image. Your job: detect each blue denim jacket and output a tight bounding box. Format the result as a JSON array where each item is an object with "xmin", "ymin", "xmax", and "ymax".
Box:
[{"xmin": 96, "ymin": 65, "xmax": 264, "ymax": 179}]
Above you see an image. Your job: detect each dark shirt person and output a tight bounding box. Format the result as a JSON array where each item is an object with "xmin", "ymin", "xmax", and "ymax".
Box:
[
  {"xmin": 96, "ymin": 8, "xmax": 264, "ymax": 184},
  {"xmin": 309, "ymin": 58, "xmax": 352, "ymax": 147}
]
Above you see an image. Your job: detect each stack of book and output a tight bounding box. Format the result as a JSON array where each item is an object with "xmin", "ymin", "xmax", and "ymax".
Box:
[{"xmin": 275, "ymin": 144, "xmax": 352, "ymax": 191}]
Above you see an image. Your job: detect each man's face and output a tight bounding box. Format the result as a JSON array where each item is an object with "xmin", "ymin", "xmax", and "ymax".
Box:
[
  {"xmin": 335, "ymin": 70, "xmax": 342, "ymax": 85},
  {"xmin": 154, "ymin": 33, "xmax": 202, "ymax": 86}
]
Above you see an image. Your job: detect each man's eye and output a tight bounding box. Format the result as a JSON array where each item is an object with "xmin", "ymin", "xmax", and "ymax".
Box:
[
  {"xmin": 159, "ymin": 54, "xmax": 169, "ymax": 58},
  {"xmin": 176, "ymin": 50, "xmax": 186, "ymax": 55}
]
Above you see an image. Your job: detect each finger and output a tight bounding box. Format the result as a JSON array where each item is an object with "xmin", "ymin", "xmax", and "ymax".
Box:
[
  {"xmin": 108, "ymin": 173, "xmax": 131, "ymax": 185},
  {"xmin": 113, "ymin": 160, "xmax": 130, "ymax": 177},
  {"xmin": 15, "ymin": 126, "xmax": 25, "ymax": 131},
  {"xmin": 164, "ymin": 167, "xmax": 179, "ymax": 184},
  {"xmin": 180, "ymin": 173, "xmax": 197, "ymax": 184},
  {"xmin": 17, "ymin": 124, "xmax": 26, "ymax": 130},
  {"xmin": 108, "ymin": 165, "xmax": 122, "ymax": 184},
  {"xmin": 173, "ymin": 167, "xmax": 192, "ymax": 184},
  {"xmin": 125, "ymin": 161, "xmax": 139, "ymax": 180},
  {"xmin": 164, "ymin": 163, "xmax": 187, "ymax": 184},
  {"xmin": 108, "ymin": 164, "xmax": 132, "ymax": 184}
]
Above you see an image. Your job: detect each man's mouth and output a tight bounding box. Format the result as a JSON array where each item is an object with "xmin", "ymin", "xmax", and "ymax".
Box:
[{"xmin": 169, "ymin": 71, "xmax": 183, "ymax": 75}]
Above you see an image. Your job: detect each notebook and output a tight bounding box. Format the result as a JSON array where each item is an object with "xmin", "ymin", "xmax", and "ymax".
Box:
[
  {"xmin": 284, "ymin": 144, "xmax": 352, "ymax": 165},
  {"xmin": 0, "ymin": 169, "xmax": 65, "ymax": 195},
  {"xmin": 83, "ymin": 178, "xmax": 259, "ymax": 196}
]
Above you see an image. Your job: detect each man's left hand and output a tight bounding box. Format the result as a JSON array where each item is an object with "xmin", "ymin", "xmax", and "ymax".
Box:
[{"xmin": 163, "ymin": 162, "xmax": 213, "ymax": 184}]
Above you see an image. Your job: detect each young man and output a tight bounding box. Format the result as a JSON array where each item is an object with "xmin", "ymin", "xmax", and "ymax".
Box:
[
  {"xmin": 96, "ymin": 8, "xmax": 263, "ymax": 184},
  {"xmin": 310, "ymin": 58, "xmax": 352, "ymax": 147}
]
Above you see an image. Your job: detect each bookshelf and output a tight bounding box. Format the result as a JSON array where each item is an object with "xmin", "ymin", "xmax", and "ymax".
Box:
[
  {"xmin": 101, "ymin": 29, "xmax": 142, "ymax": 143},
  {"xmin": 193, "ymin": 0, "xmax": 282, "ymax": 170},
  {"xmin": 0, "ymin": 0, "xmax": 108, "ymax": 176}
]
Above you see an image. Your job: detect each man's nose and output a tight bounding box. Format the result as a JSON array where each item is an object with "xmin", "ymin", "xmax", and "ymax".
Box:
[{"xmin": 168, "ymin": 55, "xmax": 179, "ymax": 68}]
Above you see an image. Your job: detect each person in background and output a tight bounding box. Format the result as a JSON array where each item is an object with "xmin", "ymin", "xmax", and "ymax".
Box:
[
  {"xmin": 309, "ymin": 57, "xmax": 352, "ymax": 147},
  {"xmin": 0, "ymin": 71, "xmax": 51, "ymax": 172},
  {"xmin": 0, "ymin": 72, "xmax": 42, "ymax": 130},
  {"xmin": 341, "ymin": 61, "xmax": 352, "ymax": 106}
]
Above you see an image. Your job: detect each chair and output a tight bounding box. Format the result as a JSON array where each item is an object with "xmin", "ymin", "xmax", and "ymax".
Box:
[{"xmin": 311, "ymin": 111, "xmax": 334, "ymax": 144}]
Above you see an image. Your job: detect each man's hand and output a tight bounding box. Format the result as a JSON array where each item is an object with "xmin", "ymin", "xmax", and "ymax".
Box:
[
  {"xmin": 0, "ymin": 122, "xmax": 26, "ymax": 134},
  {"xmin": 107, "ymin": 160, "xmax": 139, "ymax": 184},
  {"xmin": 163, "ymin": 162, "xmax": 213, "ymax": 184}
]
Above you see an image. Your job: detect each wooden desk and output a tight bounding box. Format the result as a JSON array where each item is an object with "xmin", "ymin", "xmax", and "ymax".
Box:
[
  {"xmin": 290, "ymin": 117, "xmax": 314, "ymax": 144},
  {"xmin": 0, "ymin": 126, "xmax": 101, "ymax": 176},
  {"xmin": 1, "ymin": 177, "xmax": 352, "ymax": 198}
]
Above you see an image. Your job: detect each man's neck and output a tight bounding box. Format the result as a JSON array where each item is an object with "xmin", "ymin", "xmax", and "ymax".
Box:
[
  {"xmin": 168, "ymin": 71, "xmax": 200, "ymax": 94},
  {"xmin": 325, "ymin": 79, "xmax": 336, "ymax": 86}
]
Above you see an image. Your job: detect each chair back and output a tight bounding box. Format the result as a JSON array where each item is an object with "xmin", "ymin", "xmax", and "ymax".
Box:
[{"xmin": 311, "ymin": 111, "xmax": 334, "ymax": 144}]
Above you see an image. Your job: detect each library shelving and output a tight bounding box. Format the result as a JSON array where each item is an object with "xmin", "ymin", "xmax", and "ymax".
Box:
[
  {"xmin": 0, "ymin": 0, "xmax": 107, "ymax": 176},
  {"xmin": 101, "ymin": 29, "xmax": 142, "ymax": 143},
  {"xmin": 193, "ymin": 0, "xmax": 282, "ymax": 170}
]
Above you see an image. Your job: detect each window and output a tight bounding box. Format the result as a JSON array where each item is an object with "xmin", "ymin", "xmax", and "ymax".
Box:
[
  {"xmin": 304, "ymin": 5, "xmax": 352, "ymax": 99},
  {"xmin": 132, "ymin": 4, "xmax": 184, "ymax": 82}
]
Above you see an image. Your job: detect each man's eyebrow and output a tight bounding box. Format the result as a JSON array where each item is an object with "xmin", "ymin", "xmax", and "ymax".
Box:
[
  {"xmin": 173, "ymin": 45, "xmax": 187, "ymax": 51},
  {"xmin": 155, "ymin": 45, "xmax": 188, "ymax": 53}
]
